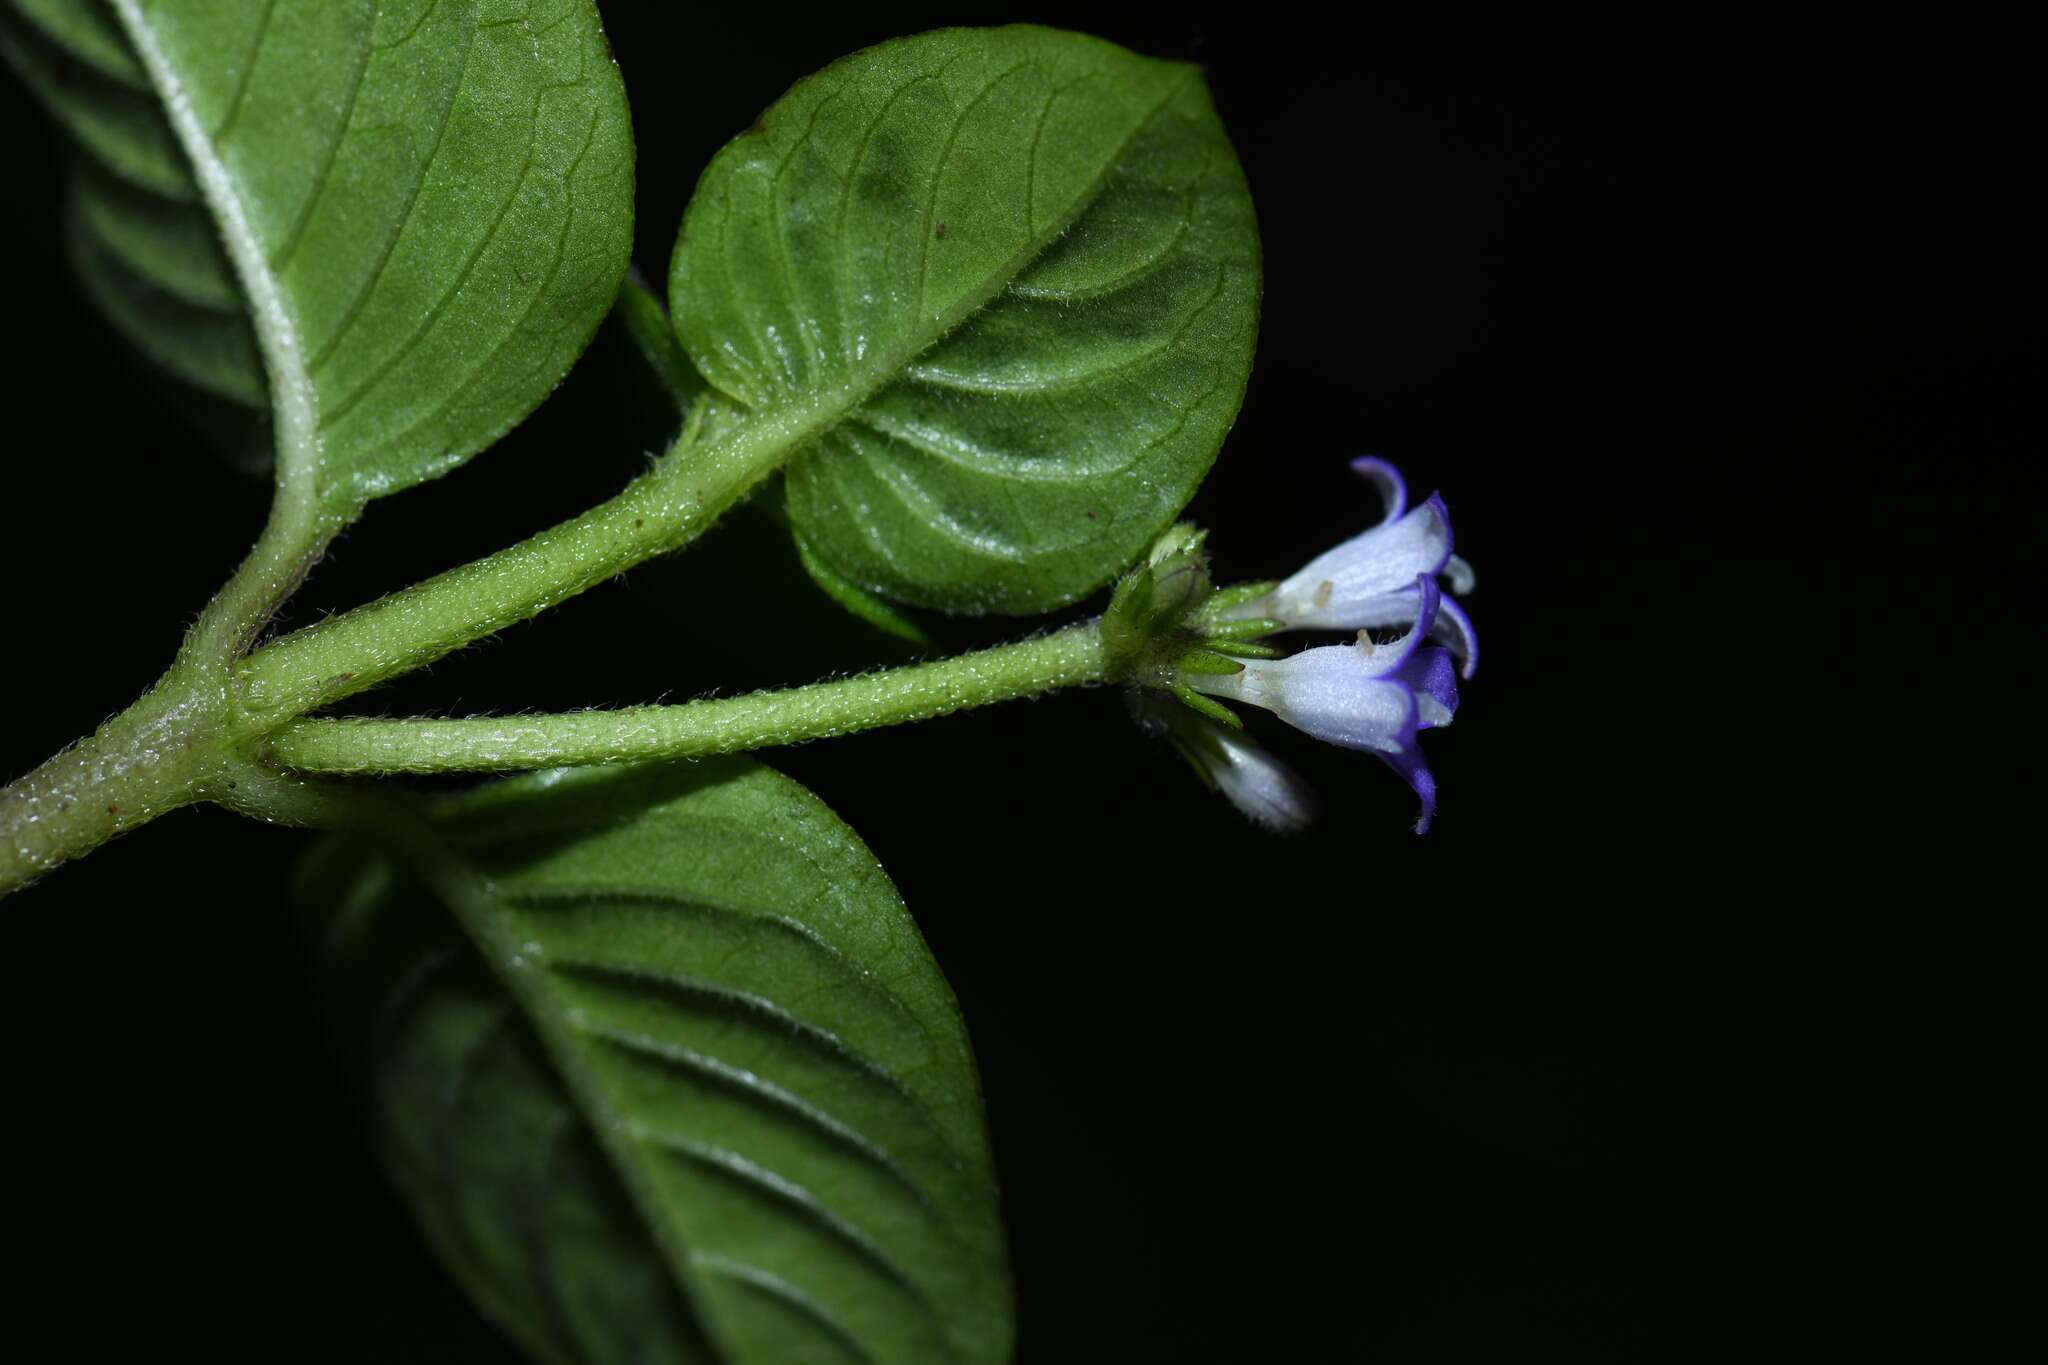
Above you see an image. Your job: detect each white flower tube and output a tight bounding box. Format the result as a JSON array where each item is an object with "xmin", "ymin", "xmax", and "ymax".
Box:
[
  {"xmin": 1229, "ymin": 457, "xmax": 1479, "ymax": 679},
  {"xmin": 1197, "ymin": 575, "xmax": 1460, "ymax": 832}
]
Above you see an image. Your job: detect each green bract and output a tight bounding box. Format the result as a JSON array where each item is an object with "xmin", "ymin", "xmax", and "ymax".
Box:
[
  {"xmin": 300, "ymin": 762, "xmax": 1011, "ymax": 1365},
  {"xmin": 670, "ymin": 25, "xmax": 1260, "ymax": 614}
]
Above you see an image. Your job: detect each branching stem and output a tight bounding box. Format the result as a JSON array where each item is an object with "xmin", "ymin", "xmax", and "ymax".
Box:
[{"xmin": 234, "ymin": 386, "xmax": 841, "ymax": 724}]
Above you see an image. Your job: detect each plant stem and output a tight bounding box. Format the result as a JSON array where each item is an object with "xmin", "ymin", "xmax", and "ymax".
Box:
[
  {"xmin": 187, "ymin": 485, "xmax": 344, "ymax": 669},
  {"xmin": 0, "ymin": 681, "xmax": 216, "ymax": 895},
  {"xmin": 264, "ymin": 621, "xmax": 1110, "ymax": 775},
  {"xmin": 234, "ymin": 400, "xmax": 823, "ymax": 724},
  {"xmin": 2, "ymin": 342, "xmax": 847, "ymax": 894}
]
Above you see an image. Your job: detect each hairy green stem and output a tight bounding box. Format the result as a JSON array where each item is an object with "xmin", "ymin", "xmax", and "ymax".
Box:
[
  {"xmin": 2, "ymin": 690, "xmax": 195, "ymax": 895},
  {"xmin": 235, "ymin": 397, "xmax": 831, "ymax": 723},
  {"xmin": 3, "ymin": 369, "xmax": 836, "ymax": 895},
  {"xmin": 1, "ymin": 1, "xmax": 355, "ymax": 896},
  {"xmin": 265, "ymin": 621, "xmax": 1109, "ymax": 775}
]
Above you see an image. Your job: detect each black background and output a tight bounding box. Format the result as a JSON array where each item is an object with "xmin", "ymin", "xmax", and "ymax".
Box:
[{"xmin": 0, "ymin": 6, "xmax": 2034, "ymax": 1360}]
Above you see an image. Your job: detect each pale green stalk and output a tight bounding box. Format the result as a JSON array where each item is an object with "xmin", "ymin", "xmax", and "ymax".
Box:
[
  {"xmin": 231, "ymin": 412, "xmax": 788, "ymax": 724},
  {"xmin": 265, "ymin": 623, "xmax": 1109, "ymax": 775}
]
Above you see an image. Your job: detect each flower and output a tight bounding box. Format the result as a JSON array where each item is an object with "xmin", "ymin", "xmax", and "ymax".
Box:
[
  {"xmin": 1193, "ymin": 574, "xmax": 1461, "ymax": 832},
  {"xmin": 1228, "ymin": 456, "xmax": 1478, "ymax": 679},
  {"xmin": 1126, "ymin": 458, "xmax": 1476, "ymax": 832},
  {"xmin": 1137, "ymin": 694, "xmax": 1318, "ymax": 833},
  {"xmin": 1194, "ymin": 726, "xmax": 1318, "ymax": 833}
]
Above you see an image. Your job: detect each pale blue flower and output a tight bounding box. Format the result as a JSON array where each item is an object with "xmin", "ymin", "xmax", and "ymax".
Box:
[
  {"xmin": 1198, "ymin": 573, "xmax": 1461, "ymax": 832},
  {"xmin": 1230, "ymin": 456, "xmax": 1478, "ymax": 679}
]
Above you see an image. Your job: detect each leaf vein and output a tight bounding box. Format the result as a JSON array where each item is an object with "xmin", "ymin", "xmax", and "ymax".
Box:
[
  {"xmin": 915, "ymin": 59, "xmax": 1036, "ymax": 319},
  {"xmin": 209, "ymin": 0, "xmax": 274, "ymax": 142},
  {"xmin": 317, "ymin": 72, "xmax": 552, "ymax": 429},
  {"xmin": 846, "ymin": 407, "xmax": 1094, "ymax": 485},
  {"xmin": 691, "ymin": 1255, "xmax": 884, "ymax": 1365},
  {"xmin": 545, "ymin": 956, "xmax": 924, "ymax": 1110},
  {"xmin": 1007, "ymin": 211, "xmax": 1193, "ymax": 303},
  {"xmin": 308, "ymin": 3, "xmax": 479, "ymax": 369},
  {"xmin": 626, "ymin": 1125, "xmax": 942, "ymax": 1314},
  {"xmin": 570, "ymin": 1017, "xmax": 934, "ymax": 1212},
  {"xmin": 909, "ymin": 256, "xmax": 1228, "ymax": 396},
  {"xmin": 357, "ymin": 100, "xmax": 601, "ymax": 465},
  {"xmin": 502, "ymin": 882, "xmax": 933, "ymax": 1040},
  {"xmin": 268, "ymin": 17, "xmax": 375, "ymax": 271}
]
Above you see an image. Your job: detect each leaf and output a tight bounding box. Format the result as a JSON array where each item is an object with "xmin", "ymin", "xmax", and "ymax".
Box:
[
  {"xmin": 64, "ymin": 163, "xmax": 264, "ymax": 406},
  {"xmin": 611, "ymin": 284, "xmax": 933, "ymax": 648},
  {"xmin": 668, "ymin": 25, "xmax": 1260, "ymax": 614},
  {"xmin": 0, "ymin": 3, "xmax": 193, "ymax": 198},
  {"xmin": 793, "ymin": 527, "xmax": 939, "ymax": 648},
  {"xmin": 617, "ymin": 269, "xmax": 708, "ymax": 417},
  {"xmin": 10, "ymin": 0, "xmax": 144, "ymax": 88},
  {"xmin": 299, "ymin": 761, "xmax": 1012, "ymax": 1365},
  {"xmin": 6, "ymin": 0, "xmax": 634, "ymax": 512},
  {"xmin": 3, "ymin": 1, "xmax": 270, "ymax": 469}
]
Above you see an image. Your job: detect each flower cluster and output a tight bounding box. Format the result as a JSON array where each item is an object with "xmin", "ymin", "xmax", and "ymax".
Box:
[{"xmin": 1156, "ymin": 458, "xmax": 1478, "ymax": 834}]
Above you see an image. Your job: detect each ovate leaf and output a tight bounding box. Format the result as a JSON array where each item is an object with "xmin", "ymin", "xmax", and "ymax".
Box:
[
  {"xmin": 7, "ymin": 0, "xmax": 634, "ymax": 512},
  {"xmin": 669, "ymin": 25, "xmax": 1260, "ymax": 614},
  {"xmin": 300, "ymin": 761, "xmax": 1011, "ymax": 1365}
]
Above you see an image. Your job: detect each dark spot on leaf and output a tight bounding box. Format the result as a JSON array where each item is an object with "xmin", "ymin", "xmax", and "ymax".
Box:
[
  {"xmin": 635, "ymin": 517, "xmax": 645, "ymax": 528},
  {"xmin": 935, "ymin": 222, "xmax": 947, "ymax": 239},
  {"xmin": 106, "ymin": 803, "xmax": 118, "ymax": 814}
]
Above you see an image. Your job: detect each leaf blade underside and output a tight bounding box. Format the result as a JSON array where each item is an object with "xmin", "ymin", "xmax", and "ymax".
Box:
[
  {"xmin": 301, "ymin": 761, "xmax": 1012, "ymax": 1365},
  {"xmin": 668, "ymin": 25, "xmax": 1260, "ymax": 614},
  {"xmin": 6, "ymin": 0, "xmax": 635, "ymax": 509}
]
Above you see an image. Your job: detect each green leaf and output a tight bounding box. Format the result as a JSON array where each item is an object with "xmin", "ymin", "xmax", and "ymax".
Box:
[
  {"xmin": 64, "ymin": 163, "xmax": 264, "ymax": 406},
  {"xmin": 617, "ymin": 269, "xmax": 708, "ymax": 417},
  {"xmin": 300, "ymin": 761, "xmax": 1012, "ymax": 1365},
  {"xmin": 7, "ymin": 0, "xmax": 635, "ymax": 513},
  {"xmin": 1, "ymin": 3, "xmax": 194, "ymax": 199},
  {"xmin": 611, "ymin": 281, "xmax": 935, "ymax": 648},
  {"xmin": 10, "ymin": 0, "xmax": 144, "ymax": 87},
  {"xmin": 668, "ymin": 25, "xmax": 1259, "ymax": 614},
  {"xmin": 793, "ymin": 528, "xmax": 940, "ymax": 648}
]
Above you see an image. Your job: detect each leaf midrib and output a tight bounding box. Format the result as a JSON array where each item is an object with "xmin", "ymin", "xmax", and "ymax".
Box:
[
  {"xmin": 111, "ymin": 0, "xmax": 324, "ymax": 511},
  {"xmin": 417, "ymin": 837, "xmax": 729, "ymax": 1359},
  {"xmin": 419, "ymin": 830, "xmax": 954, "ymax": 1365}
]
